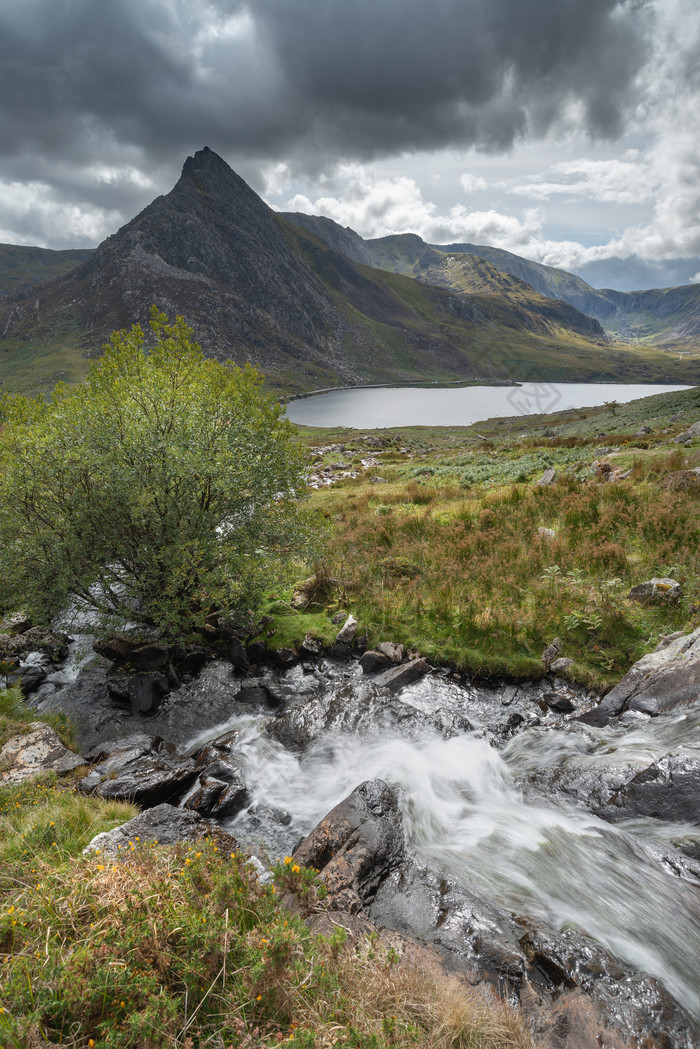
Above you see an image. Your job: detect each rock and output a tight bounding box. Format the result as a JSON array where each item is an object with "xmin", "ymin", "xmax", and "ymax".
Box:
[
  {"xmin": 637, "ymin": 425, "xmax": 652, "ymax": 434},
  {"xmin": 662, "ymin": 468, "xmax": 700, "ymax": 492},
  {"xmin": 237, "ymin": 678, "xmax": 282, "ymax": 707},
  {"xmin": 537, "ymin": 527, "xmax": 557, "ymax": 541},
  {"xmin": 550, "ymin": 657, "xmax": 574, "ymax": 674},
  {"xmin": 376, "ymin": 641, "xmax": 404, "ymax": 663},
  {"xmin": 0, "ymin": 612, "xmax": 32, "ymax": 635},
  {"xmin": 628, "ymin": 577, "xmax": 682, "ymax": 605},
  {"xmin": 373, "ymin": 658, "xmax": 429, "ymax": 692},
  {"xmin": 327, "ymin": 641, "xmax": 353, "ymax": 660},
  {"xmin": 184, "ymin": 774, "xmax": 249, "ymax": 819},
  {"xmin": 293, "ymin": 779, "xmax": 404, "ymax": 913},
  {"xmin": 578, "ymin": 627, "xmax": 700, "ymax": 726},
  {"xmin": 359, "ymin": 649, "xmax": 392, "ymax": 674},
  {"xmin": 274, "ymin": 647, "xmax": 298, "ymax": 667},
  {"xmin": 542, "ymin": 690, "xmax": 576, "ymax": 713},
  {"xmin": 0, "ymin": 723, "xmax": 86, "ymax": 784},
  {"xmin": 596, "ymin": 755, "xmax": 700, "ymax": 828},
  {"xmin": 268, "ymin": 680, "xmax": 471, "ymax": 751},
  {"xmin": 369, "ymin": 476, "xmax": 388, "ymax": 484},
  {"xmin": 541, "ymin": 638, "xmax": 562, "ymax": 667},
  {"xmin": 79, "ymin": 733, "xmax": 199, "ymax": 807},
  {"xmin": 7, "ymin": 664, "xmax": 47, "ymax": 696},
  {"xmin": 177, "ymin": 647, "xmax": 208, "ymax": 675},
  {"xmin": 246, "ymin": 640, "xmax": 268, "ymax": 664},
  {"xmin": 673, "ymin": 420, "xmax": 700, "ymax": 443},
  {"xmin": 106, "ymin": 668, "xmax": 171, "ymax": 714},
  {"xmin": 0, "ymin": 627, "xmax": 69, "ymax": 662},
  {"xmin": 300, "ymin": 633, "xmax": 323, "ymax": 658},
  {"xmin": 229, "ymin": 636, "xmax": 249, "ymax": 671},
  {"xmin": 537, "ymin": 467, "xmax": 557, "ymax": 486},
  {"xmin": 335, "ymin": 614, "xmax": 358, "ymax": 643},
  {"xmin": 594, "ymin": 460, "xmax": 613, "ymax": 479},
  {"xmin": 331, "ymin": 611, "xmax": 347, "ymax": 625},
  {"xmin": 354, "ymin": 634, "xmax": 369, "ymax": 655},
  {"xmin": 83, "ymin": 802, "xmax": 238, "ymax": 858}
]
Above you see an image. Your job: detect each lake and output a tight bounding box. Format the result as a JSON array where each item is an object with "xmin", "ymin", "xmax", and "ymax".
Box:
[{"xmin": 285, "ymin": 382, "xmax": 693, "ymax": 429}]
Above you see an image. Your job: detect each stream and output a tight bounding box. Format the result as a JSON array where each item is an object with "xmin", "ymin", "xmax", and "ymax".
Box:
[{"xmin": 33, "ymin": 644, "xmax": 700, "ymax": 1033}]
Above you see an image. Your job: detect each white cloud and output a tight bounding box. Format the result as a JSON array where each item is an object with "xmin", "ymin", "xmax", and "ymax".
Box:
[
  {"xmin": 459, "ymin": 173, "xmax": 487, "ymax": 194},
  {"xmin": 0, "ymin": 180, "xmax": 121, "ymax": 247},
  {"xmin": 500, "ymin": 156, "xmax": 657, "ymax": 205}
]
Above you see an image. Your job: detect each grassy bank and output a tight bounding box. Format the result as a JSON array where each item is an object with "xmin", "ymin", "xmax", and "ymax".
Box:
[
  {"xmin": 282, "ymin": 386, "xmax": 700, "ymax": 689},
  {"xmin": 0, "ymin": 695, "xmax": 534, "ymax": 1049}
]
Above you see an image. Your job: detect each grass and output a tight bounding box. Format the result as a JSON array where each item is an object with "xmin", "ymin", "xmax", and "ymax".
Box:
[
  {"xmin": 0, "ymin": 686, "xmax": 76, "ymax": 752},
  {"xmin": 0, "ymin": 715, "xmax": 536, "ymax": 1049},
  {"xmin": 286, "ymin": 388, "xmax": 700, "ymax": 688}
]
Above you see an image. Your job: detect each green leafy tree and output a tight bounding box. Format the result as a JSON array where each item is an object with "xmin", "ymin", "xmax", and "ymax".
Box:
[{"xmin": 0, "ymin": 309, "xmax": 321, "ymax": 638}]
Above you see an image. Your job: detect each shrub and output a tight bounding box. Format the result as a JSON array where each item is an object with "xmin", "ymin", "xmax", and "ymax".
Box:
[{"xmin": 0, "ymin": 310, "xmax": 322, "ymax": 639}]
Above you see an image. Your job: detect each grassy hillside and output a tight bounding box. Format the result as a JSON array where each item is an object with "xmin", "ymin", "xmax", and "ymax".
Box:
[
  {"xmin": 281, "ymin": 386, "xmax": 700, "ymax": 689},
  {"xmin": 0, "ymin": 243, "xmax": 94, "ymax": 297}
]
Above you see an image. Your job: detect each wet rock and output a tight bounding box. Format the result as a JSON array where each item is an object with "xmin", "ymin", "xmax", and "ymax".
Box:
[
  {"xmin": 83, "ymin": 802, "xmax": 238, "ymax": 858},
  {"xmin": 177, "ymin": 647, "xmax": 208, "ymax": 675},
  {"xmin": 373, "ymin": 658, "xmax": 429, "ymax": 693},
  {"xmin": 274, "ymin": 647, "xmax": 298, "ymax": 667},
  {"xmin": 7, "ymin": 664, "xmax": 47, "ymax": 696},
  {"xmin": 596, "ymin": 755, "xmax": 700, "ymax": 827},
  {"xmin": 246, "ymin": 640, "xmax": 269, "ymax": 665},
  {"xmin": 326, "ymin": 641, "xmax": 353, "ymax": 660},
  {"xmin": 542, "ymin": 690, "xmax": 576, "ymax": 713},
  {"xmin": 267, "ymin": 680, "xmax": 471, "ymax": 751},
  {"xmin": 331, "ymin": 611, "xmax": 347, "ymax": 625},
  {"xmin": 237, "ymin": 678, "xmax": 282, "ymax": 708},
  {"xmin": 376, "ymin": 641, "xmax": 404, "ymax": 663},
  {"xmin": 369, "ymin": 860, "xmax": 698, "ymax": 1049},
  {"xmin": 79, "ymin": 733, "xmax": 199, "ymax": 807},
  {"xmin": 106, "ymin": 668, "xmax": 171, "ymax": 714},
  {"xmin": 0, "ymin": 723, "xmax": 86, "ymax": 784},
  {"xmin": 628, "ymin": 577, "xmax": 682, "ymax": 605},
  {"xmin": 579, "ymin": 627, "xmax": 700, "ymax": 726},
  {"xmin": 294, "ymin": 779, "xmax": 404, "ymax": 913},
  {"xmin": 537, "ymin": 467, "xmax": 557, "ymax": 486},
  {"xmin": 184, "ymin": 774, "xmax": 249, "ymax": 819},
  {"xmin": 229, "ymin": 637, "xmax": 249, "ymax": 671},
  {"xmin": 359, "ymin": 649, "xmax": 392, "ymax": 674},
  {"xmin": 335, "ymin": 614, "xmax": 358, "ymax": 643}
]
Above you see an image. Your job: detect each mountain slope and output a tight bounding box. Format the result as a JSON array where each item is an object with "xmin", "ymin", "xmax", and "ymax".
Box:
[
  {"xmin": 0, "ymin": 244, "xmax": 94, "ymax": 297},
  {"xmin": 0, "ymin": 149, "xmax": 694, "ymax": 396},
  {"xmin": 284, "ymin": 212, "xmax": 700, "ymax": 352}
]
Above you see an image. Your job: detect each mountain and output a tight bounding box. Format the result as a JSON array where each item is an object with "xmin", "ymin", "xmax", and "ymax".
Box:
[
  {"xmin": 284, "ymin": 212, "xmax": 700, "ymax": 353},
  {"xmin": 0, "ymin": 244, "xmax": 94, "ymax": 297},
  {"xmin": 0, "ymin": 149, "xmax": 694, "ymax": 396}
]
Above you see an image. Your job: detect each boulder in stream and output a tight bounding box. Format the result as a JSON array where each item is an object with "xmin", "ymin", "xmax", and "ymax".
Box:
[
  {"xmin": 84, "ymin": 802, "xmax": 238, "ymax": 858},
  {"xmin": 79, "ymin": 733, "xmax": 199, "ymax": 807},
  {"xmin": 596, "ymin": 754, "xmax": 700, "ymax": 828}
]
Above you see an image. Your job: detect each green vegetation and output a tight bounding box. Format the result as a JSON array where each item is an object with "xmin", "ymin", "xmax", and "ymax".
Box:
[
  {"xmin": 0, "ymin": 310, "xmax": 322, "ymax": 639},
  {"xmin": 0, "ymin": 243, "xmax": 94, "ymax": 296},
  {"xmin": 0, "ymin": 691, "xmax": 535, "ymax": 1049},
  {"xmin": 285, "ymin": 387, "xmax": 700, "ymax": 688}
]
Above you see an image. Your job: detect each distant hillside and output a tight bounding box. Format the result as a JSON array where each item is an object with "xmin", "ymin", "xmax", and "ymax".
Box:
[
  {"xmin": 0, "ymin": 150, "xmax": 695, "ymax": 397},
  {"xmin": 0, "ymin": 244, "xmax": 94, "ymax": 296},
  {"xmin": 284, "ymin": 213, "xmax": 700, "ymax": 354}
]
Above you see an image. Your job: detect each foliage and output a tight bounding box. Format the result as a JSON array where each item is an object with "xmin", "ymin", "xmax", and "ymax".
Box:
[
  {"xmin": 306, "ymin": 435, "xmax": 700, "ymax": 687},
  {"xmin": 0, "ymin": 310, "xmax": 322, "ymax": 639},
  {"xmin": 0, "ymin": 786, "xmax": 535, "ymax": 1049}
]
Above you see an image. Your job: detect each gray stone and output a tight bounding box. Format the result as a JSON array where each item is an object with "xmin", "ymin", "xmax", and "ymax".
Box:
[
  {"xmin": 537, "ymin": 467, "xmax": 557, "ymax": 486},
  {"xmin": 578, "ymin": 627, "xmax": 700, "ymax": 725},
  {"xmin": 0, "ymin": 612, "xmax": 32, "ymax": 635},
  {"xmin": 628, "ymin": 577, "xmax": 682, "ymax": 605},
  {"xmin": 550, "ymin": 657, "xmax": 574, "ymax": 673},
  {"xmin": 294, "ymin": 779, "xmax": 404, "ymax": 913},
  {"xmin": 541, "ymin": 637, "xmax": 562, "ymax": 666},
  {"xmin": 106, "ymin": 669, "xmax": 171, "ymax": 714},
  {"xmin": 537, "ymin": 527, "xmax": 557, "ymax": 540},
  {"xmin": 0, "ymin": 723, "xmax": 86, "ymax": 785},
  {"xmin": 83, "ymin": 802, "xmax": 238, "ymax": 859},
  {"xmin": 300, "ymin": 633, "xmax": 323, "ymax": 657},
  {"xmin": 376, "ymin": 641, "xmax": 404, "ymax": 663},
  {"xmin": 369, "ymin": 476, "xmax": 388, "ymax": 484},
  {"xmin": 79, "ymin": 733, "xmax": 199, "ymax": 807},
  {"xmin": 335, "ymin": 614, "xmax": 358, "ymax": 643},
  {"xmin": 673, "ymin": 420, "xmax": 700, "ymax": 443},
  {"xmin": 373, "ymin": 657, "xmax": 429, "ymax": 692},
  {"xmin": 359, "ymin": 649, "xmax": 392, "ymax": 674}
]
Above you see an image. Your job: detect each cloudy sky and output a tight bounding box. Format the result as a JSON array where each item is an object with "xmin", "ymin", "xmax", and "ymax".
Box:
[{"xmin": 1, "ymin": 0, "xmax": 699, "ymax": 290}]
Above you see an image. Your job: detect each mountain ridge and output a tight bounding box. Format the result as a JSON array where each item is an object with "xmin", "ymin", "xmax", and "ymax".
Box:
[{"xmin": 0, "ymin": 149, "xmax": 695, "ymax": 395}]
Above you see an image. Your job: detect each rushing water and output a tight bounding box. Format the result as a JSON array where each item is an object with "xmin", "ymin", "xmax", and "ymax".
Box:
[
  {"xmin": 175, "ymin": 670, "xmax": 700, "ymax": 1022},
  {"xmin": 285, "ymin": 381, "xmax": 692, "ymax": 428}
]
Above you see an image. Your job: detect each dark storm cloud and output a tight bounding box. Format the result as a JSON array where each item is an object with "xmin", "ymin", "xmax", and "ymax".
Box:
[{"xmin": 0, "ymin": 0, "xmax": 653, "ymax": 241}]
